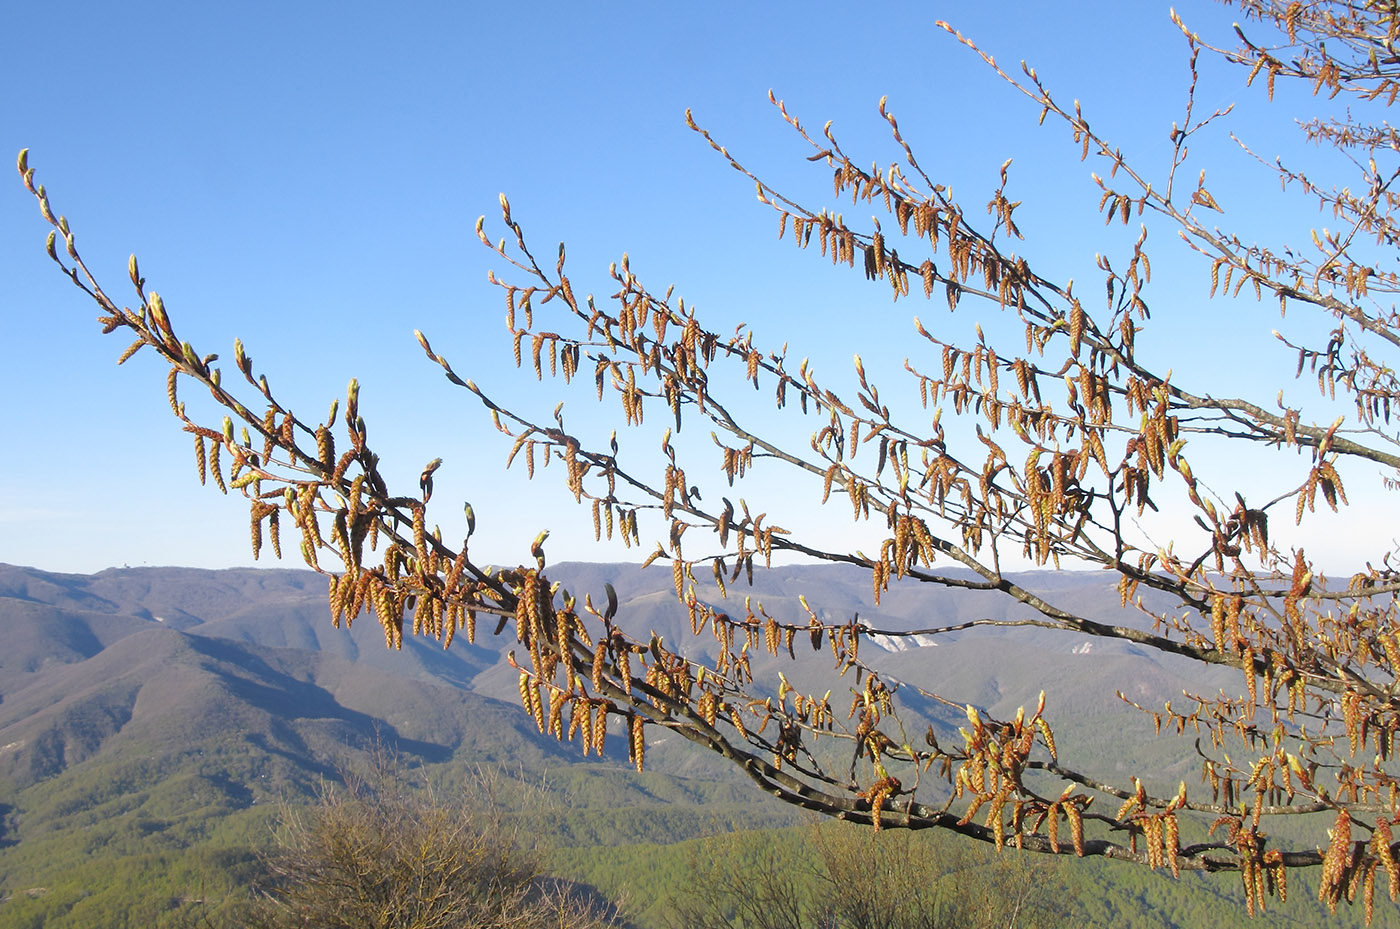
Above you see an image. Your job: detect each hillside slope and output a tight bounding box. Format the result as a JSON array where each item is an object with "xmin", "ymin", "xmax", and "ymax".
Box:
[{"xmin": 0, "ymin": 562, "xmax": 1276, "ymax": 928}]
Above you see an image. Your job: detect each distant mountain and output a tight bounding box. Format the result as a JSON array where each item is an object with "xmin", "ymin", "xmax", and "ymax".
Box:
[
  {"xmin": 548, "ymin": 560, "xmax": 1235, "ymax": 777},
  {"xmin": 0, "ymin": 561, "xmax": 1243, "ymax": 928},
  {"xmin": 3, "ymin": 560, "xmax": 1388, "ymax": 928},
  {"xmin": 0, "ymin": 560, "xmax": 1234, "ymax": 789},
  {"xmin": 0, "ymin": 563, "xmax": 795, "ymax": 928}
]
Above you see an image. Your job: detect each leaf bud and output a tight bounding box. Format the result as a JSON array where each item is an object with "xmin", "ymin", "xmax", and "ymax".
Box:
[
  {"xmin": 148, "ymin": 292, "xmax": 171, "ymax": 334},
  {"xmin": 38, "ymin": 186, "xmax": 55, "ymax": 224}
]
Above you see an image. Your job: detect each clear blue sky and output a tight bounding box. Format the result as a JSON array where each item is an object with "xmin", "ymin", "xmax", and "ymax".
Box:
[{"xmin": 3, "ymin": 1, "xmax": 1385, "ymax": 573}]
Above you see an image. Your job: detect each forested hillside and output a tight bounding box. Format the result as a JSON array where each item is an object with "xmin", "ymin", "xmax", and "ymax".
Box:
[{"xmin": 0, "ymin": 564, "xmax": 1390, "ymax": 927}]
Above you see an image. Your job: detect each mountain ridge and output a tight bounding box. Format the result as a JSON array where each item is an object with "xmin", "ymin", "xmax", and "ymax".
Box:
[{"xmin": 0, "ymin": 561, "xmax": 1364, "ymax": 928}]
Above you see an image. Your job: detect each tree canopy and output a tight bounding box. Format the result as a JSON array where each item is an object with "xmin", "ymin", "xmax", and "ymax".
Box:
[{"xmin": 20, "ymin": 0, "xmax": 1400, "ymax": 919}]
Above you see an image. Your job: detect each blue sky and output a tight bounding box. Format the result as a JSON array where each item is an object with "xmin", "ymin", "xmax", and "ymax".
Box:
[{"xmin": 3, "ymin": 1, "xmax": 1388, "ymax": 573}]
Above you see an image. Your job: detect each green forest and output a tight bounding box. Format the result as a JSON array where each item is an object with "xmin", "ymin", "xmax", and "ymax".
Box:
[
  {"xmin": 5, "ymin": 750, "xmax": 1400, "ymax": 929},
  {"xmin": 3, "ymin": 564, "xmax": 1400, "ymax": 928}
]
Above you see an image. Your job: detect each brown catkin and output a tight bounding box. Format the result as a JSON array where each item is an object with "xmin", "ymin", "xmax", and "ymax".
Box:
[
  {"xmin": 268, "ymin": 508, "xmax": 281, "ymax": 559},
  {"xmin": 699, "ymin": 690, "xmax": 718, "ymax": 726},
  {"xmin": 1321, "ymin": 810, "xmax": 1352, "ymax": 906},
  {"xmin": 592, "ymin": 641, "xmax": 608, "ymax": 692},
  {"xmin": 249, "ymin": 503, "xmax": 264, "ymax": 560},
  {"xmin": 1067, "ymin": 803, "xmax": 1085, "ymax": 856},
  {"xmin": 1164, "ymin": 815, "xmax": 1180, "ymax": 877},
  {"xmin": 413, "ymin": 505, "xmax": 428, "ymax": 565},
  {"xmin": 617, "ymin": 648, "xmax": 631, "ymax": 690},
  {"xmin": 568, "ymin": 698, "xmax": 584, "ymax": 743},
  {"xmin": 210, "ymin": 442, "xmax": 226, "ymax": 493},
  {"xmin": 388, "ymin": 602, "xmax": 404, "ymax": 650},
  {"xmin": 557, "ymin": 611, "xmax": 576, "ymax": 691},
  {"xmin": 548, "ymin": 690, "xmax": 565, "ymax": 740},
  {"xmin": 328, "ymin": 574, "xmax": 343, "ymax": 627},
  {"xmin": 351, "ymin": 571, "xmax": 372, "ymax": 620},
  {"xmin": 443, "ymin": 548, "xmax": 467, "ymax": 598},
  {"xmin": 578, "ymin": 702, "xmax": 594, "ymax": 754},
  {"xmin": 529, "ymin": 680, "xmax": 545, "ymax": 732},
  {"xmin": 316, "ymin": 425, "xmax": 333, "ymax": 470},
  {"xmin": 729, "ymin": 706, "xmax": 748, "ymax": 739},
  {"xmin": 593, "ymin": 704, "xmax": 608, "ymax": 755},
  {"xmin": 630, "ymin": 714, "xmax": 646, "ymax": 772}
]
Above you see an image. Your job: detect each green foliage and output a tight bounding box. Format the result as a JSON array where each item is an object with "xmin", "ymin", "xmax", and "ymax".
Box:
[
  {"xmin": 551, "ymin": 823, "xmax": 1400, "ymax": 929},
  {"xmin": 0, "ymin": 842, "xmax": 263, "ymax": 929},
  {"xmin": 552, "ymin": 823, "xmax": 1068, "ymax": 929},
  {"xmin": 8, "ymin": 743, "xmax": 1400, "ymax": 929}
]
